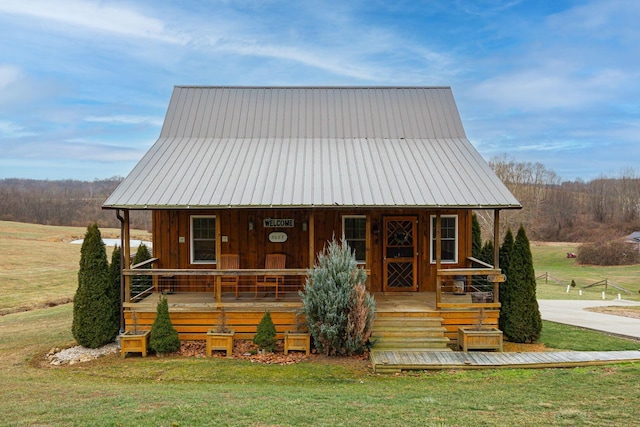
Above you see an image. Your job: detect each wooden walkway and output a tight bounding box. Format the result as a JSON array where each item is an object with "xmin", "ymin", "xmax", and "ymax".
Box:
[{"xmin": 370, "ymin": 350, "xmax": 640, "ymax": 373}]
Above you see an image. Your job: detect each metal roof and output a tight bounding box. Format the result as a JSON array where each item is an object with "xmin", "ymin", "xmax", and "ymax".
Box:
[{"xmin": 103, "ymin": 86, "xmax": 521, "ymax": 209}]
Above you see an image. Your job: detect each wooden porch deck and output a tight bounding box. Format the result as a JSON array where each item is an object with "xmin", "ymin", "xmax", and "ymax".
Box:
[
  {"xmin": 370, "ymin": 350, "xmax": 640, "ymax": 373},
  {"xmin": 122, "ymin": 291, "xmax": 498, "ymax": 343}
]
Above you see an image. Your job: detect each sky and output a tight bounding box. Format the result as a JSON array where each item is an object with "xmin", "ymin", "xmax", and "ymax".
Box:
[{"xmin": 0, "ymin": 0, "xmax": 638, "ymax": 182}]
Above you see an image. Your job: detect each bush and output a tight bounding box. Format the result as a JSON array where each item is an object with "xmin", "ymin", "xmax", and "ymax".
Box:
[
  {"xmin": 131, "ymin": 243, "xmax": 152, "ymax": 295},
  {"xmin": 577, "ymin": 240, "xmax": 640, "ymax": 265},
  {"xmin": 253, "ymin": 311, "xmax": 277, "ymax": 352},
  {"xmin": 149, "ymin": 295, "xmax": 181, "ymax": 354},
  {"xmin": 72, "ymin": 223, "xmax": 119, "ymax": 348},
  {"xmin": 300, "ymin": 236, "xmax": 375, "ymax": 356},
  {"xmin": 109, "ymin": 245, "xmax": 122, "ymax": 332},
  {"xmin": 501, "ymin": 225, "xmax": 542, "ymax": 343}
]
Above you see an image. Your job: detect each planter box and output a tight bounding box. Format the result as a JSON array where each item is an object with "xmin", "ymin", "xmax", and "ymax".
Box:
[
  {"xmin": 284, "ymin": 331, "xmax": 311, "ymax": 355},
  {"xmin": 458, "ymin": 327, "xmax": 503, "ymax": 352},
  {"xmin": 206, "ymin": 330, "xmax": 235, "ymax": 357},
  {"xmin": 119, "ymin": 330, "xmax": 150, "ymax": 357}
]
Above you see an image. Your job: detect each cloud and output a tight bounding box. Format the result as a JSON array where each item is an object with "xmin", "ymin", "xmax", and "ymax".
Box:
[
  {"xmin": 0, "ymin": 0, "xmax": 186, "ymax": 44},
  {"xmin": 0, "ymin": 120, "xmax": 36, "ymax": 138},
  {"xmin": 0, "ymin": 65, "xmax": 21, "ymax": 90},
  {"xmin": 85, "ymin": 115, "xmax": 164, "ymax": 127}
]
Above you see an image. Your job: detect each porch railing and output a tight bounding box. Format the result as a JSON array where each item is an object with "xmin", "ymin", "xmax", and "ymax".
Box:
[
  {"xmin": 436, "ymin": 257, "xmax": 505, "ymax": 309},
  {"xmin": 123, "ymin": 263, "xmax": 308, "ymax": 305}
]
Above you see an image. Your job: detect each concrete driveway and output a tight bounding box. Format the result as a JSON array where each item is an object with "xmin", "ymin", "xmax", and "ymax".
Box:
[{"xmin": 537, "ymin": 299, "xmax": 640, "ymax": 340}]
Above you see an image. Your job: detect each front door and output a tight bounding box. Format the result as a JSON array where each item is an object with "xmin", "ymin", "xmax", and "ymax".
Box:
[{"xmin": 383, "ymin": 216, "xmax": 418, "ymax": 291}]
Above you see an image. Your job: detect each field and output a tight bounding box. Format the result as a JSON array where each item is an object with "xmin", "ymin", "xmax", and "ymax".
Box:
[
  {"xmin": 1, "ymin": 221, "xmax": 639, "ymax": 426},
  {"xmin": 531, "ymin": 242, "xmax": 640, "ymax": 301}
]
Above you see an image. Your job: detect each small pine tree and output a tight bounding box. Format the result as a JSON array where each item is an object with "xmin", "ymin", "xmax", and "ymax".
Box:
[
  {"xmin": 72, "ymin": 223, "xmax": 118, "ymax": 348},
  {"xmin": 471, "ymin": 213, "xmax": 482, "ymax": 258},
  {"xmin": 479, "ymin": 240, "xmax": 495, "ymax": 266},
  {"xmin": 131, "ymin": 244, "xmax": 152, "ymax": 295},
  {"xmin": 253, "ymin": 311, "xmax": 277, "ymax": 352},
  {"xmin": 149, "ymin": 295, "xmax": 181, "ymax": 354},
  {"xmin": 502, "ymin": 225, "xmax": 542, "ymax": 343},
  {"xmin": 109, "ymin": 245, "xmax": 122, "ymax": 333},
  {"xmin": 300, "ymin": 236, "xmax": 375, "ymax": 356},
  {"xmin": 498, "ymin": 228, "xmax": 514, "ymax": 332}
]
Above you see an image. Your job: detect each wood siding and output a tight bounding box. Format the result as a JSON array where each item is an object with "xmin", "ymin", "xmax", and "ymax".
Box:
[{"xmin": 152, "ymin": 208, "xmax": 472, "ymax": 293}]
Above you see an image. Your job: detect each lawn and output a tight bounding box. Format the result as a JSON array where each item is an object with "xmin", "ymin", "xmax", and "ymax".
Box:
[
  {"xmin": 0, "ymin": 220, "xmax": 150, "ymax": 315},
  {"xmin": 532, "ymin": 242, "xmax": 640, "ymax": 301},
  {"xmin": 1, "ymin": 223, "xmax": 639, "ymax": 426},
  {"xmin": 1, "ymin": 305, "xmax": 639, "ymax": 426}
]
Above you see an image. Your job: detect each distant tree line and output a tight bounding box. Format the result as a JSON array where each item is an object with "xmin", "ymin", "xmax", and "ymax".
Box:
[
  {"xmin": 2, "ymin": 158, "xmax": 639, "ymax": 243},
  {"xmin": 0, "ymin": 177, "xmax": 150, "ymax": 230},
  {"xmin": 476, "ymin": 155, "xmax": 640, "ymax": 242}
]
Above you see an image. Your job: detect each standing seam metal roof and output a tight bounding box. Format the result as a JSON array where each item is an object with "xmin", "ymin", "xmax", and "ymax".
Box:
[{"xmin": 103, "ymin": 86, "xmax": 521, "ymax": 209}]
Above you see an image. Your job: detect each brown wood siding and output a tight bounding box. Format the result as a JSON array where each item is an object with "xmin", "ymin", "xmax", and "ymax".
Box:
[{"xmin": 152, "ymin": 208, "xmax": 472, "ymax": 293}]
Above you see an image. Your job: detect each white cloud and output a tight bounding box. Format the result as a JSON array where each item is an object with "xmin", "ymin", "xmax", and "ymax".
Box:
[
  {"xmin": 0, "ymin": 120, "xmax": 36, "ymax": 138},
  {"xmin": 0, "ymin": 0, "xmax": 186, "ymax": 44},
  {"xmin": 0, "ymin": 65, "xmax": 21, "ymax": 90},
  {"xmin": 85, "ymin": 115, "xmax": 164, "ymax": 127}
]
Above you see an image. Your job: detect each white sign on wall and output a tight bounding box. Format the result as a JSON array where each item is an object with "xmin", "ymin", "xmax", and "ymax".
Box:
[
  {"xmin": 268, "ymin": 232, "xmax": 288, "ymax": 243},
  {"xmin": 263, "ymin": 218, "xmax": 294, "ymax": 228}
]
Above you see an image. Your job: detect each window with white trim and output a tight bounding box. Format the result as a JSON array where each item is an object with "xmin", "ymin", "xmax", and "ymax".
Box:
[
  {"xmin": 191, "ymin": 216, "xmax": 216, "ymax": 264},
  {"xmin": 342, "ymin": 215, "xmax": 367, "ymax": 263},
  {"xmin": 430, "ymin": 215, "xmax": 458, "ymax": 263}
]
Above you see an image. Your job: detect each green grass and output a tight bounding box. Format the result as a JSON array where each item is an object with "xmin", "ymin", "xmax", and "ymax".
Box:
[
  {"xmin": 1, "ymin": 223, "xmax": 640, "ymax": 425},
  {"xmin": 540, "ymin": 321, "xmax": 640, "ymax": 351},
  {"xmin": 532, "ymin": 242, "xmax": 640, "ymax": 301},
  {"xmin": 0, "ymin": 220, "xmax": 149, "ymax": 314},
  {"xmin": 1, "ymin": 303, "xmax": 639, "ymax": 426}
]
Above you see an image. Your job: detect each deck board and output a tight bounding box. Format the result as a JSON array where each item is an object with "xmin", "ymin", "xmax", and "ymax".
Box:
[{"xmin": 370, "ymin": 350, "xmax": 640, "ymax": 373}]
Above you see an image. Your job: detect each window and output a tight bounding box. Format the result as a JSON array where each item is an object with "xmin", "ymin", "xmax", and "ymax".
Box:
[
  {"xmin": 191, "ymin": 216, "xmax": 216, "ymax": 264},
  {"xmin": 430, "ymin": 215, "xmax": 458, "ymax": 263},
  {"xmin": 343, "ymin": 215, "xmax": 367, "ymax": 263}
]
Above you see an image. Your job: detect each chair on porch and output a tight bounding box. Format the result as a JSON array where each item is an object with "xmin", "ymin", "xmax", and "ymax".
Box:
[
  {"xmin": 219, "ymin": 254, "xmax": 240, "ymax": 298},
  {"xmin": 255, "ymin": 254, "xmax": 286, "ymax": 299}
]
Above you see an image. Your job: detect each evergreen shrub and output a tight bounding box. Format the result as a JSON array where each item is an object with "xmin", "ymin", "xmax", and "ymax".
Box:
[
  {"xmin": 300, "ymin": 236, "xmax": 375, "ymax": 356},
  {"xmin": 149, "ymin": 295, "xmax": 181, "ymax": 354},
  {"xmin": 109, "ymin": 245, "xmax": 122, "ymax": 333},
  {"xmin": 501, "ymin": 225, "xmax": 542, "ymax": 343},
  {"xmin": 72, "ymin": 223, "xmax": 119, "ymax": 348},
  {"xmin": 131, "ymin": 243, "xmax": 152, "ymax": 295},
  {"xmin": 253, "ymin": 311, "xmax": 277, "ymax": 352}
]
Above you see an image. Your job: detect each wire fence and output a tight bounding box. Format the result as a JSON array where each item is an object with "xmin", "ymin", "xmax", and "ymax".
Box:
[{"xmin": 536, "ymin": 272, "xmax": 635, "ymax": 294}]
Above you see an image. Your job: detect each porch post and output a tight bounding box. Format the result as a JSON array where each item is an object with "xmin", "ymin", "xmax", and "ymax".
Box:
[
  {"xmin": 215, "ymin": 215, "xmax": 222, "ymax": 306},
  {"xmin": 435, "ymin": 213, "xmax": 442, "ymax": 306},
  {"xmin": 308, "ymin": 210, "xmax": 315, "ymax": 268},
  {"xmin": 493, "ymin": 209, "xmax": 500, "ymax": 303},
  {"xmin": 123, "ymin": 209, "xmax": 131, "ymax": 303}
]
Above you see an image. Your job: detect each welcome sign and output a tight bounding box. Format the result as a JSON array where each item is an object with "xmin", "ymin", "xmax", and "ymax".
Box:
[{"xmin": 263, "ymin": 218, "xmax": 294, "ymax": 228}]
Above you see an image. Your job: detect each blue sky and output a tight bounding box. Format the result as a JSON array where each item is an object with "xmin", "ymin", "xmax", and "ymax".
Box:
[{"xmin": 0, "ymin": 0, "xmax": 638, "ymax": 181}]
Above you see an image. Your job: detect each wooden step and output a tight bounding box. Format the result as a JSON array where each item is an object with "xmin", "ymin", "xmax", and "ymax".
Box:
[
  {"xmin": 373, "ymin": 337, "xmax": 451, "ymax": 350},
  {"xmin": 373, "ymin": 317, "xmax": 444, "ymax": 328},
  {"xmin": 371, "ymin": 313, "xmax": 450, "ymax": 351},
  {"xmin": 372, "ymin": 328, "xmax": 447, "ymax": 338}
]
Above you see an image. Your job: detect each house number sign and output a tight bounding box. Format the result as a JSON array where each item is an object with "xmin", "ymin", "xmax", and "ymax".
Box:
[
  {"xmin": 268, "ymin": 232, "xmax": 288, "ymax": 243},
  {"xmin": 263, "ymin": 218, "xmax": 294, "ymax": 228}
]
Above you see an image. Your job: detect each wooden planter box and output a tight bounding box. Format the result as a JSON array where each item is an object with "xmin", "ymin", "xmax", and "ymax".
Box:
[
  {"xmin": 284, "ymin": 331, "xmax": 311, "ymax": 355},
  {"xmin": 206, "ymin": 330, "xmax": 235, "ymax": 357},
  {"xmin": 458, "ymin": 327, "xmax": 503, "ymax": 352},
  {"xmin": 119, "ymin": 330, "xmax": 150, "ymax": 357}
]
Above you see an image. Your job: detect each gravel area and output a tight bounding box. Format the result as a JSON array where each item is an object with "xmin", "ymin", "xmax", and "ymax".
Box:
[{"xmin": 47, "ymin": 343, "xmax": 118, "ymax": 365}]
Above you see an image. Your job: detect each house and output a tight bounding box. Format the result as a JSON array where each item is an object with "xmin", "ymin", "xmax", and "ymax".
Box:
[{"xmin": 103, "ymin": 86, "xmax": 521, "ymax": 348}]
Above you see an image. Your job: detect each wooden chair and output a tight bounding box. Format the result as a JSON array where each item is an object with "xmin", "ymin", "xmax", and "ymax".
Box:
[
  {"xmin": 219, "ymin": 254, "xmax": 240, "ymax": 298},
  {"xmin": 255, "ymin": 254, "xmax": 286, "ymax": 299}
]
